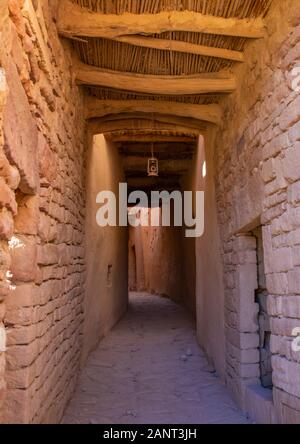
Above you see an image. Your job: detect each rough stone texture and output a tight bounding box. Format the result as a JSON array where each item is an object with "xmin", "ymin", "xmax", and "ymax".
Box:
[
  {"xmin": 62, "ymin": 293, "xmax": 251, "ymax": 425},
  {"xmin": 0, "ymin": 0, "xmax": 13, "ymax": 424},
  {"xmin": 0, "ymin": 0, "xmax": 299, "ymax": 426},
  {"xmin": 0, "ymin": 0, "xmax": 86, "ymax": 423},
  {"xmin": 3, "ymin": 58, "xmax": 39, "ymax": 195},
  {"xmin": 211, "ymin": 0, "xmax": 300, "ymax": 423}
]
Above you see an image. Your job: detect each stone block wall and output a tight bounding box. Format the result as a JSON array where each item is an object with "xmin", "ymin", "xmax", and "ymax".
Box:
[
  {"xmin": 0, "ymin": 0, "xmax": 300, "ymax": 426},
  {"xmin": 0, "ymin": 0, "xmax": 86, "ymax": 423},
  {"xmin": 214, "ymin": 0, "xmax": 300, "ymax": 423}
]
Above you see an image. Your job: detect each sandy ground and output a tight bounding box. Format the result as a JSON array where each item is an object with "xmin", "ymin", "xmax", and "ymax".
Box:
[{"xmin": 62, "ymin": 293, "xmax": 251, "ymax": 424}]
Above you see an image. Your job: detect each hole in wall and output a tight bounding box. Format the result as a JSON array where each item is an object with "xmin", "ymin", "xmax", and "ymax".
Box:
[{"xmin": 252, "ymin": 226, "xmax": 273, "ymax": 390}]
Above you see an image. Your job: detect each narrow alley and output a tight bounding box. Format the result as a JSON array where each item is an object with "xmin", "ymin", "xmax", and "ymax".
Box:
[
  {"xmin": 62, "ymin": 293, "xmax": 250, "ymax": 425},
  {"xmin": 0, "ymin": 0, "xmax": 300, "ymax": 426}
]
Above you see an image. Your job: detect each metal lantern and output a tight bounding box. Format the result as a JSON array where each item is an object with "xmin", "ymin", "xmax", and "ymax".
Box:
[
  {"xmin": 148, "ymin": 157, "xmax": 159, "ymax": 177},
  {"xmin": 147, "ymin": 141, "xmax": 159, "ymax": 177}
]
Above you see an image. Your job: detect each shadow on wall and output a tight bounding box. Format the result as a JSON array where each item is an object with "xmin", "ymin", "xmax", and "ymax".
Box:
[
  {"xmin": 127, "ymin": 191, "xmax": 198, "ymax": 316},
  {"xmin": 82, "ymin": 134, "xmax": 128, "ymax": 365},
  {"xmin": 182, "ymin": 134, "xmax": 226, "ymax": 378},
  {"xmin": 128, "ymin": 213, "xmax": 184, "ymax": 304}
]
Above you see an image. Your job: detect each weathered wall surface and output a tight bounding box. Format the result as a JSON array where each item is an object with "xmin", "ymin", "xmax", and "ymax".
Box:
[
  {"xmin": 181, "ymin": 230, "xmax": 196, "ymax": 314},
  {"xmin": 128, "ymin": 221, "xmax": 145, "ymax": 292},
  {"xmin": 82, "ymin": 134, "xmax": 128, "ymax": 364},
  {"xmin": 183, "ymin": 135, "xmax": 226, "ymax": 376},
  {"xmin": 0, "ymin": 0, "xmax": 86, "ymax": 423},
  {"xmin": 214, "ymin": 0, "xmax": 300, "ymax": 423},
  {"xmin": 0, "ymin": 1, "xmax": 11, "ymax": 421},
  {"xmin": 180, "ymin": 164, "xmax": 198, "ymax": 315},
  {"xmin": 128, "ymin": 211, "xmax": 185, "ymax": 304},
  {"xmin": 0, "ymin": 0, "xmax": 300, "ymax": 426}
]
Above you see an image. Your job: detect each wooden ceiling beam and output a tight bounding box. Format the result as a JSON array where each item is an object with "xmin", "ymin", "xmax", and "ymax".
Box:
[
  {"xmin": 128, "ymin": 185, "xmax": 181, "ymax": 191},
  {"xmin": 127, "ymin": 188, "xmax": 182, "ymax": 203},
  {"xmin": 92, "ymin": 114, "xmax": 207, "ymax": 131},
  {"xmin": 123, "ymin": 157, "xmax": 191, "ymax": 173},
  {"xmin": 106, "ymin": 134, "xmax": 198, "ymax": 143},
  {"xmin": 119, "ymin": 142, "xmax": 196, "ymax": 150},
  {"xmin": 114, "ymin": 35, "xmax": 244, "ymax": 62},
  {"xmin": 77, "ymin": 62, "xmax": 236, "ymax": 95},
  {"xmin": 126, "ymin": 170, "xmax": 186, "ymax": 178},
  {"xmin": 126, "ymin": 171, "xmax": 182, "ymax": 179},
  {"xmin": 122, "ymin": 152, "xmax": 194, "ymax": 161},
  {"xmin": 119, "ymin": 145, "xmax": 195, "ymax": 159},
  {"xmin": 58, "ymin": 0, "xmax": 266, "ymax": 39},
  {"xmin": 88, "ymin": 119, "xmax": 202, "ymax": 136},
  {"xmin": 85, "ymin": 98, "xmax": 221, "ymax": 125},
  {"xmin": 127, "ymin": 177, "xmax": 181, "ymax": 189}
]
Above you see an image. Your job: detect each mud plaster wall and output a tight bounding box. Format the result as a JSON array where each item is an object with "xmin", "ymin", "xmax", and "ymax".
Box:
[
  {"xmin": 180, "ymin": 231, "xmax": 196, "ymax": 315},
  {"xmin": 83, "ymin": 134, "xmax": 128, "ymax": 365},
  {"xmin": 128, "ymin": 222, "xmax": 145, "ymax": 292},
  {"xmin": 215, "ymin": 0, "xmax": 300, "ymax": 423},
  {"xmin": 0, "ymin": 0, "xmax": 86, "ymax": 423},
  {"xmin": 182, "ymin": 135, "xmax": 225, "ymax": 375},
  {"xmin": 128, "ymin": 211, "xmax": 184, "ymax": 304}
]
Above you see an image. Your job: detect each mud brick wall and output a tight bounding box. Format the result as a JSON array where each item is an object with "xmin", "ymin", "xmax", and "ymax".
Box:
[
  {"xmin": 214, "ymin": 0, "xmax": 300, "ymax": 423},
  {"xmin": 0, "ymin": 0, "xmax": 86, "ymax": 423},
  {"xmin": 128, "ymin": 218, "xmax": 185, "ymax": 304}
]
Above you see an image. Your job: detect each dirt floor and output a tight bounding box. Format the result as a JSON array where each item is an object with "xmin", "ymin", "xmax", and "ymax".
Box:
[{"xmin": 62, "ymin": 293, "xmax": 251, "ymax": 424}]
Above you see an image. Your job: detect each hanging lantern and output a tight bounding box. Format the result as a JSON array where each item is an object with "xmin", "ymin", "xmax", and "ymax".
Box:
[
  {"xmin": 148, "ymin": 157, "xmax": 159, "ymax": 177},
  {"xmin": 147, "ymin": 141, "xmax": 159, "ymax": 177}
]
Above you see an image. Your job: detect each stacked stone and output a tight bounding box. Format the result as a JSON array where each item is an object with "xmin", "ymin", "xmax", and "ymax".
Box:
[
  {"xmin": 0, "ymin": 0, "xmax": 86, "ymax": 423},
  {"xmin": 215, "ymin": 0, "xmax": 300, "ymax": 423},
  {"xmin": 223, "ymin": 235, "xmax": 260, "ymax": 403},
  {"xmin": 0, "ymin": 0, "xmax": 18, "ymax": 424}
]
